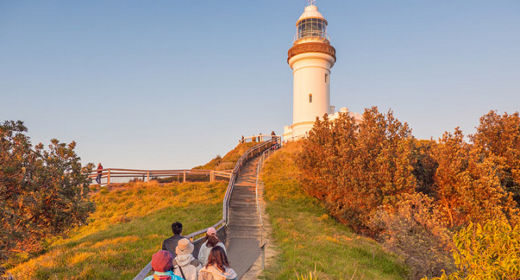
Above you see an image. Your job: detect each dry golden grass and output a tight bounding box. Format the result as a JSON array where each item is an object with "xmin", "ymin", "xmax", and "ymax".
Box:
[
  {"xmin": 195, "ymin": 142, "xmax": 257, "ymax": 170},
  {"xmin": 9, "ymin": 181, "xmax": 226, "ymax": 280}
]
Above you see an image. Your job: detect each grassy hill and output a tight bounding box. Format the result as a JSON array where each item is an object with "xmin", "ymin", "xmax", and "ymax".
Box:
[
  {"xmin": 8, "ymin": 181, "xmax": 226, "ymax": 280},
  {"xmin": 194, "ymin": 142, "xmax": 257, "ymax": 170},
  {"xmin": 260, "ymin": 143, "xmax": 408, "ymax": 279}
]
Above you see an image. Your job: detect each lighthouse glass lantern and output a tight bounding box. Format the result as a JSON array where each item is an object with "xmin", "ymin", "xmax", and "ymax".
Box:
[{"xmin": 297, "ymin": 18, "xmax": 327, "ymax": 40}]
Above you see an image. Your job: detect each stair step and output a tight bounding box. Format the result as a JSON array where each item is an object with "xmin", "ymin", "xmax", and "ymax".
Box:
[
  {"xmin": 228, "ymin": 225, "xmax": 260, "ymax": 231},
  {"xmin": 229, "ymin": 217, "xmax": 258, "ymax": 222},
  {"xmin": 229, "ymin": 211, "xmax": 258, "ymax": 218},
  {"xmin": 230, "ymin": 202, "xmax": 255, "ymax": 206}
]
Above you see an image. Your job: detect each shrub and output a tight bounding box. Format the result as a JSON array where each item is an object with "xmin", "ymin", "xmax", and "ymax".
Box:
[
  {"xmin": 299, "ymin": 107, "xmax": 417, "ymax": 234},
  {"xmin": 411, "ymin": 139, "xmax": 438, "ymax": 196},
  {"xmin": 470, "ymin": 111, "xmax": 520, "ymax": 204},
  {"xmin": 0, "ymin": 121, "xmax": 93, "ymax": 275},
  {"xmin": 426, "ymin": 219, "xmax": 520, "ymax": 280},
  {"xmin": 431, "ymin": 128, "xmax": 518, "ymax": 228},
  {"xmin": 371, "ymin": 192, "xmax": 454, "ymax": 279}
]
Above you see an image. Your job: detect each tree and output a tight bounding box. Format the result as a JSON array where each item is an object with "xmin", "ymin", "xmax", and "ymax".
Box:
[
  {"xmin": 299, "ymin": 107, "xmax": 417, "ymax": 234},
  {"xmin": 426, "ymin": 219, "xmax": 520, "ymax": 280},
  {"xmin": 0, "ymin": 121, "xmax": 94, "ymax": 275},
  {"xmin": 471, "ymin": 111, "xmax": 520, "ymax": 204},
  {"xmin": 430, "ymin": 128, "xmax": 517, "ymax": 228},
  {"xmin": 410, "ymin": 139, "xmax": 438, "ymax": 196}
]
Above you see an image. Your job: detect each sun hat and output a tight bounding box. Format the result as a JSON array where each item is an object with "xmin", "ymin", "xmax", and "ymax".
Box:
[
  {"xmin": 151, "ymin": 250, "xmax": 173, "ymax": 272},
  {"xmin": 176, "ymin": 238, "xmax": 194, "ymax": 255},
  {"xmin": 206, "ymin": 227, "xmax": 217, "ymax": 236}
]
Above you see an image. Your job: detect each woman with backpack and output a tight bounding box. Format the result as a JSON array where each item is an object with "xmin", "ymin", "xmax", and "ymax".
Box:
[
  {"xmin": 173, "ymin": 238, "xmax": 202, "ymax": 280},
  {"xmin": 198, "ymin": 247, "xmax": 237, "ymax": 280},
  {"xmin": 197, "ymin": 227, "xmax": 226, "ymax": 266}
]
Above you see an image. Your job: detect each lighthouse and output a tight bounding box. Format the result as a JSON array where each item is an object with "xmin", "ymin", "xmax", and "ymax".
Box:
[{"xmin": 283, "ymin": 1, "xmax": 337, "ymax": 141}]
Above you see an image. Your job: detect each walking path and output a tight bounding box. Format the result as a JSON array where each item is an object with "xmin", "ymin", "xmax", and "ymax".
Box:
[{"xmin": 226, "ymin": 156, "xmax": 262, "ymax": 278}]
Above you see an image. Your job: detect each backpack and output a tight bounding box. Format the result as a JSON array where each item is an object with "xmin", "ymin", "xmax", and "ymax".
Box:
[
  {"xmin": 153, "ymin": 275, "xmax": 171, "ymax": 280},
  {"xmin": 152, "ymin": 273, "xmax": 184, "ymax": 280}
]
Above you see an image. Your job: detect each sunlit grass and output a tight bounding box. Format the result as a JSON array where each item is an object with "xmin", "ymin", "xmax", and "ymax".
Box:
[
  {"xmin": 195, "ymin": 142, "xmax": 257, "ymax": 170},
  {"xmin": 9, "ymin": 181, "xmax": 226, "ymax": 280},
  {"xmin": 260, "ymin": 142, "xmax": 408, "ymax": 280}
]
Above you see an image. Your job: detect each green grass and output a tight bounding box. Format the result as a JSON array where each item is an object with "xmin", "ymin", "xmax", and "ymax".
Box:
[
  {"xmin": 8, "ymin": 181, "xmax": 226, "ymax": 280},
  {"xmin": 261, "ymin": 143, "xmax": 408, "ymax": 280}
]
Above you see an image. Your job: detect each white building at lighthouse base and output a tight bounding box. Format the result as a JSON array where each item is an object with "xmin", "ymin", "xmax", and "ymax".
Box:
[{"xmin": 283, "ymin": 107, "xmax": 363, "ymax": 142}]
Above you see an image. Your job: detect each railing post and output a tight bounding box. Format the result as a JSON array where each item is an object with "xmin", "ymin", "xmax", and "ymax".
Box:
[
  {"xmin": 183, "ymin": 171, "xmax": 186, "ymax": 183},
  {"xmin": 146, "ymin": 171, "xmax": 150, "ymax": 182},
  {"xmin": 261, "ymin": 243, "xmax": 265, "ymax": 270},
  {"xmin": 210, "ymin": 170, "xmax": 215, "ymax": 182},
  {"xmin": 107, "ymin": 169, "xmax": 111, "ymax": 185}
]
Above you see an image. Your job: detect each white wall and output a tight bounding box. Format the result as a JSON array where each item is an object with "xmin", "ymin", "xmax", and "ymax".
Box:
[{"xmin": 288, "ymin": 52, "xmax": 335, "ymax": 137}]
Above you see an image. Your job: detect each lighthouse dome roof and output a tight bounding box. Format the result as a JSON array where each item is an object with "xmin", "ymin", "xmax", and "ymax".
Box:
[{"xmin": 297, "ymin": 5, "xmax": 326, "ymax": 23}]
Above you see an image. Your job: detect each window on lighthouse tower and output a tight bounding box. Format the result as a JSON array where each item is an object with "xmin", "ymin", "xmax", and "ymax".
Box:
[{"xmin": 309, "ymin": 94, "xmax": 312, "ymax": 103}]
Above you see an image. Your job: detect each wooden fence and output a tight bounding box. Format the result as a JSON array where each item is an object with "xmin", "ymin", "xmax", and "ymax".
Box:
[
  {"xmin": 240, "ymin": 134, "xmax": 279, "ymax": 143},
  {"xmin": 89, "ymin": 168, "xmax": 232, "ymax": 185}
]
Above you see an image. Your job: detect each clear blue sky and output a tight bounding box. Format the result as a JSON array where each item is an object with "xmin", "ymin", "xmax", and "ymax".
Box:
[{"xmin": 1, "ymin": 0, "xmax": 519, "ymax": 169}]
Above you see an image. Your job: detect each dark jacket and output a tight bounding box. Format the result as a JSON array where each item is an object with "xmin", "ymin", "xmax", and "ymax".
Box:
[{"xmin": 162, "ymin": 234, "xmax": 184, "ymax": 257}]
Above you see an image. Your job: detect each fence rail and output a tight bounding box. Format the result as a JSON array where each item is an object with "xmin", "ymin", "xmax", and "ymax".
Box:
[
  {"xmin": 240, "ymin": 134, "xmax": 278, "ymax": 143},
  {"xmin": 89, "ymin": 168, "xmax": 232, "ymax": 185},
  {"xmin": 133, "ymin": 136, "xmax": 279, "ymax": 280}
]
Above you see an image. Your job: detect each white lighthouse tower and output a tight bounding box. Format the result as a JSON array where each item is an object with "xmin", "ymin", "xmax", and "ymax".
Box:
[{"xmin": 283, "ymin": 1, "xmax": 336, "ymax": 141}]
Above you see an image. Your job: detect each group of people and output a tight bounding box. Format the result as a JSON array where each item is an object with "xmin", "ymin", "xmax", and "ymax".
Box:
[
  {"xmin": 239, "ymin": 131, "xmax": 279, "ymax": 144},
  {"xmin": 145, "ymin": 222, "xmax": 237, "ymax": 280}
]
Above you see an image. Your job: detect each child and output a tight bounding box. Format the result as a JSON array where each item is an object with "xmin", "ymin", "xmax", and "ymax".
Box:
[{"xmin": 145, "ymin": 250, "xmax": 183, "ymax": 280}]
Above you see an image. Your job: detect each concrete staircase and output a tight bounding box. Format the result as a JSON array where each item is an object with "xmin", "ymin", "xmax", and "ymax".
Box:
[{"xmin": 226, "ymin": 157, "xmax": 262, "ymax": 278}]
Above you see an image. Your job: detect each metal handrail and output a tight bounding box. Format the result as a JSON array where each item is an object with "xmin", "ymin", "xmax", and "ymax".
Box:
[
  {"xmin": 133, "ymin": 136, "xmax": 279, "ymax": 280},
  {"xmin": 222, "ymin": 139, "xmax": 277, "ymax": 223},
  {"xmin": 255, "ymin": 146, "xmax": 277, "ymax": 270}
]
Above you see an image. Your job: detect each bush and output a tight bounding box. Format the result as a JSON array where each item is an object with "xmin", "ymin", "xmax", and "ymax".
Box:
[
  {"xmin": 471, "ymin": 111, "xmax": 520, "ymax": 204},
  {"xmin": 371, "ymin": 192, "xmax": 454, "ymax": 279},
  {"xmin": 299, "ymin": 107, "xmax": 417, "ymax": 234},
  {"xmin": 426, "ymin": 219, "xmax": 520, "ymax": 280},
  {"xmin": 411, "ymin": 139, "xmax": 438, "ymax": 196},
  {"xmin": 430, "ymin": 128, "xmax": 518, "ymax": 228},
  {"xmin": 0, "ymin": 121, "xmax": 93, "ymax": 274}
]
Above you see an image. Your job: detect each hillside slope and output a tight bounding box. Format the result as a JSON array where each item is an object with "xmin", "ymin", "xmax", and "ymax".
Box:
[
  {"xmin": 194, "ymin": 142, "xmax": 257, "ymax": 170},
  {"xmin": 261, "ymin": 143, "xmax": 408, "ymax": 279},
  {"xmin": 9, "ymin": 181, "xmax": 226, "ymax": 280}
]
